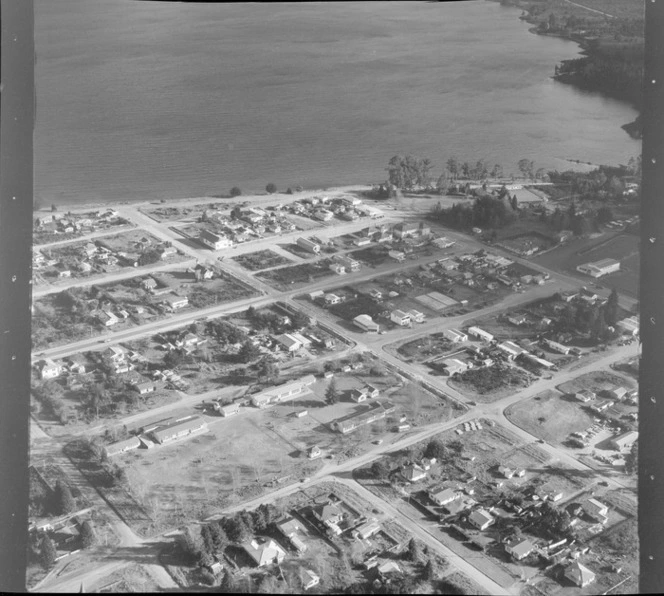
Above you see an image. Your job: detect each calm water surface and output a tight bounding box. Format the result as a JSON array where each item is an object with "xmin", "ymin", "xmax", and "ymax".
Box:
[{"xmin": 35, "ymin": 0, "xmax": 640, "ymax": 205}]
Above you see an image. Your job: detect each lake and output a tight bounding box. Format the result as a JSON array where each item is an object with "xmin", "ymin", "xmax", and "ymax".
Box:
[{"xmin": 34, "ymin": 0, "xmax": 640, "ymax": 205}]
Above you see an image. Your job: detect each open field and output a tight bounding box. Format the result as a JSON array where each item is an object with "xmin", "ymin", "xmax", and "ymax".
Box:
[
  {"xmin": 232, "ymin": 249, "xmax": 293, "ymax": 271},
  {"xmin": 505, "ymin": 389, "xmax": 596, "ymax": 446},
  {"xmin": 533, "ymin": 232, "xmax": 639, "ymax": 297}
]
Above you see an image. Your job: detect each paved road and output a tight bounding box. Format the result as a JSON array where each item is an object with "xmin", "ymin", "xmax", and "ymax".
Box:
[{"xmin": 564, "ymin": 0, "xmax": 616, "ymax": 18}]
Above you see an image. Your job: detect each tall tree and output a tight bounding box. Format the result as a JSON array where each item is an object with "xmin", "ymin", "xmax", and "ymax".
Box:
[
  {"xmin": 53, "ymin": 480, "xmax": 76, "ymax": 515},
  {"xmin": 325, "ymin": 379, "xmax": 339, "ymax": 405},
  {"xmin": 40, "ymin": 535, "xmax": 57, "ymax": 569},
  {"xmin": 446, "ymin": 157, "xmax": 459, "ymax": 180},
  {"xmin": 625, "ymin": 440, "xmax": 638, "ymax": 475},
  {"xmin": 80, "ymin": 520, "xmax": 96, "ymax": 548}
]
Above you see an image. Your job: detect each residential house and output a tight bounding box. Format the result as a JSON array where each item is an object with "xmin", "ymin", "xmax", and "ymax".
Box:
[
  {"xmin": 468, "ymin": 509, "xmax": 495, "ymax": 531},
  {"xmin": 313, "ymin": 208, "xmax": 333, "ymax": 221},
  {"xmin": 369, "ymin": 289, "xmax": 383, "ymax": 300},
  {"xmin": 312, "ymin": 503, "xmax": 344, "ymax": 535},
  {"xmin": 508, "ymin": 314, "xmax": 527, "ymax": 326},
  {"xmin": 336, "ymin": 255, "xmax": 361, "ymax": 272},
  {"xmin": 401, "ymin": 464, "xmax": 427, "ymax": 483},
  {"xmin": 194, "ymin": 264, "xmax": 214, "ymax": 280},
  {"xmin": 353, "ymin": 314, "xmax": 380, "ymax": 333},
  {"xmin": 297, "ymin": 237, "xmax": 321, "ymax": 254},
  {"xmin": 329, "ymin": 262, "xmax": 346, "ymax": 275},
  {"xmin": 583, "ymin": 498, "xmax": 609, "ymax": 523},
  {"xmin": 350, "ymin": 388, "xmax": 368, "ymax": 403},
  {"xmin": 98, "ymin": 310, "xmax": 119, "ymax": 327},
  {"xmin": 607, "ymin": 386, "xmax": 627, "ymax": 401},
  {"xmin": 67, "ymin": 354, "xmax": 87, "ymax": 374},
  {"xmin": 390, "ymin": 310, "xmax": 411, "ymax": 326},
  {"xmin": 408, "ymin": 310, "xmax": 425, "ymax": 323},
  {"xmin": 428, "ymin": 487, "xmax": 459, "ymax": 507},
  {"xmin": 590, "ymin": 399, "xmax": 614, "ymax": 413},
  {"xmin": 160, "ymin": 245, "xmax": 178, "ymax": 259},
  {"xmin": 498, "ymin": 465, "xmax": 515, "ymax": 479},
  {"xmin": 324, "ymin": 293, "xmax": 342, "ymax": 306},
  {"xmin": 575, "ymin": 389, "xmax": 596, "ymax": 403},
  {"xmin": 276, "ymin": 518, "xmax": 307, "ymax": 553},
  {"xmin": 388, "ymin": 250, "xmax": 406, "ymax": 262},
  {"xmin": 242, "ymin": 538, "xmax": 286, "ymax": 567},
  {"xmin": 162, "ymin": 294, "xmax": 189, "ymax": 311},
  {"xmin": 444, "ymin": 329, "xmax": 468, "ymax": 343},
  {"xmin": 40, "ymin": 358, "xmax": 61, "ymax": 380},
  {"xmin": 393, "ymin": 222, "xmax": 419, "ymax": 238},
  {"xmin": 564, "ymin": 562, "xmax": 596, "ymax": 588},
  {"xmin": 505, "ymin": 538, "xmax": 535, "ymax": 561},
  {"xmin": 134, "ymin": 380, "xmax": 157, "ymax": 395},
  {"xmin": 142, "ymin": 277, "xmax": 158, "ymax": 291},
  {"xmin": 442, "ymin": 358, "xmax": 469, "ymax": 376},
  {"xmin": 353, "ymin": 520, "xmax": 381, "ymax": 540},
  {"xmin": 275, "ymin": 334, "xmax": 302, "ymax": 353},
  {"xmin": 308, "ymin": 445, "xmax": 322, "ymax": 459},
  {"xmin": 199, "ymin": 230, "xmax": 231, "ymax": 250},
  {"xmin": 301, "ymin": 569, "xmax": 320, "ymax": 591}
]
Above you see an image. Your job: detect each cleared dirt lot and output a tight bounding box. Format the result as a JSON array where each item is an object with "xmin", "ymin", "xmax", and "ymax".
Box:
[
  {"xmin": 505, "ymin": 389, "xmax": 597, "ymax": 446},
  {"xmin": 232, "ymin": 249, "xmax": 293, "ymax": 271},
  {"xmin": 557, "ymin": 371, "xmax": 636, "ymax": 396}
]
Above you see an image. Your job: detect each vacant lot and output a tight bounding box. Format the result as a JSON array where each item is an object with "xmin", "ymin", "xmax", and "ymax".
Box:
[
  {"xmin": 232, "ymin": 249, "xmax": 292, "ymax": 271},
  {"xmin": 505, "ymin": 389, "xmax": 596, "ymax": 445},
  {"xmin": 256, "ymin": 260, "xmax": 336, "ymax": 291},
  {"xmin": 557, "ymin": 370, "xmax": 636, "ymax": 396}
]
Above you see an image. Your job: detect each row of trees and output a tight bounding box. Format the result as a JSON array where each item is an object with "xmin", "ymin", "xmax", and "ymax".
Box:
[{"xmin": 386, "ymin": 154, "xmax": 548, "ymax": 193}]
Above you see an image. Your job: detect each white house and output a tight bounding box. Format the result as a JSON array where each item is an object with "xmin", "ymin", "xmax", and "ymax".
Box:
[
  {"xmin": 468, "ymin": 509, "xmax": 495, "ymax": 531},
  {"xmin": 199, "ymin": 230, "xmax": 231, "ymax": 250},
  {"xmin": 505, "ymin": 538, "xmax": 535, "ymax": 561},
  {"xmin": 390, "ymin": 310, "xmax": 411, "ymax": 326},
  {"xmin": 40, "ymin": 358, "xmax": 61, "ymax": 380}
]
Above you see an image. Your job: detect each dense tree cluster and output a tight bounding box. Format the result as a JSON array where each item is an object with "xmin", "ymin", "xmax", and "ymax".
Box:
[{"xmin": 429, "ymin": 195, "xmax": 516, "ymax": 231}]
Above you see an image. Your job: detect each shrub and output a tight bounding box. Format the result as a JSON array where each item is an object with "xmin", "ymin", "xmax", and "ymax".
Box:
[
  {"xmin": 230, "ymin": 187, "xmax": 242, "ymax": 197},
  {"xmin": 265, "ymin": 183, "xmax": 277, "ymax": 194}
]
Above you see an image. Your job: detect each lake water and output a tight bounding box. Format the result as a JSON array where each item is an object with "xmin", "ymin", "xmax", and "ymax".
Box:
[{"xmin": 35, "ymin": 0, "xmax": 640, "ymax": 205}]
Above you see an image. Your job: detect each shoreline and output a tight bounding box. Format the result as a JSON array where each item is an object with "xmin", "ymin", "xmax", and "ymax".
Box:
[
  {"xmin": 511, "ymin": 6, "xmax": 642, "ymax": 140},
  {"xmin": 34, "ymin": 184, "xmax": 375, "ymax": 214}
]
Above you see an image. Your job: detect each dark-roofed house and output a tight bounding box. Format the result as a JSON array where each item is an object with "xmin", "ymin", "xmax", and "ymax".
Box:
[
  {"xmin": 199, "ymin": 230, "xmax": 231, "ymax": 250},
  {"xmin": 564, "ymin": 561, "xmax": 596, "ymax": 587},
  {"xmin": 313, "ymin": 503, "xmax": 344, "ymax": 535},
  {"xmin": 401, "ymin": 464, "xmax": 427, "ymax": 483}
]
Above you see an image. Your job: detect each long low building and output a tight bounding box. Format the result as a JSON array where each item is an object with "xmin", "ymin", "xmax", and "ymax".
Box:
[
  {"xmin": 104, "ymin": 436, "xmax": 142, "ymax": 458},
  {"xmin": 251, "ymin": 375, "xmax": 317, "ymax": 408},
  {"xmin": 467, "ymin": 326, "xmax": 494, "ymax": 342},
  {"xmin": 150, "ymin": 416, "xmax": 208, "ymax": 445},
  {"xmin": 330, "ymin": 400, "xmax": 395, "ymax": 434},
  {"xmin": 576, "ymin": 258, "xmax": 621, "ymax": 278}
]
